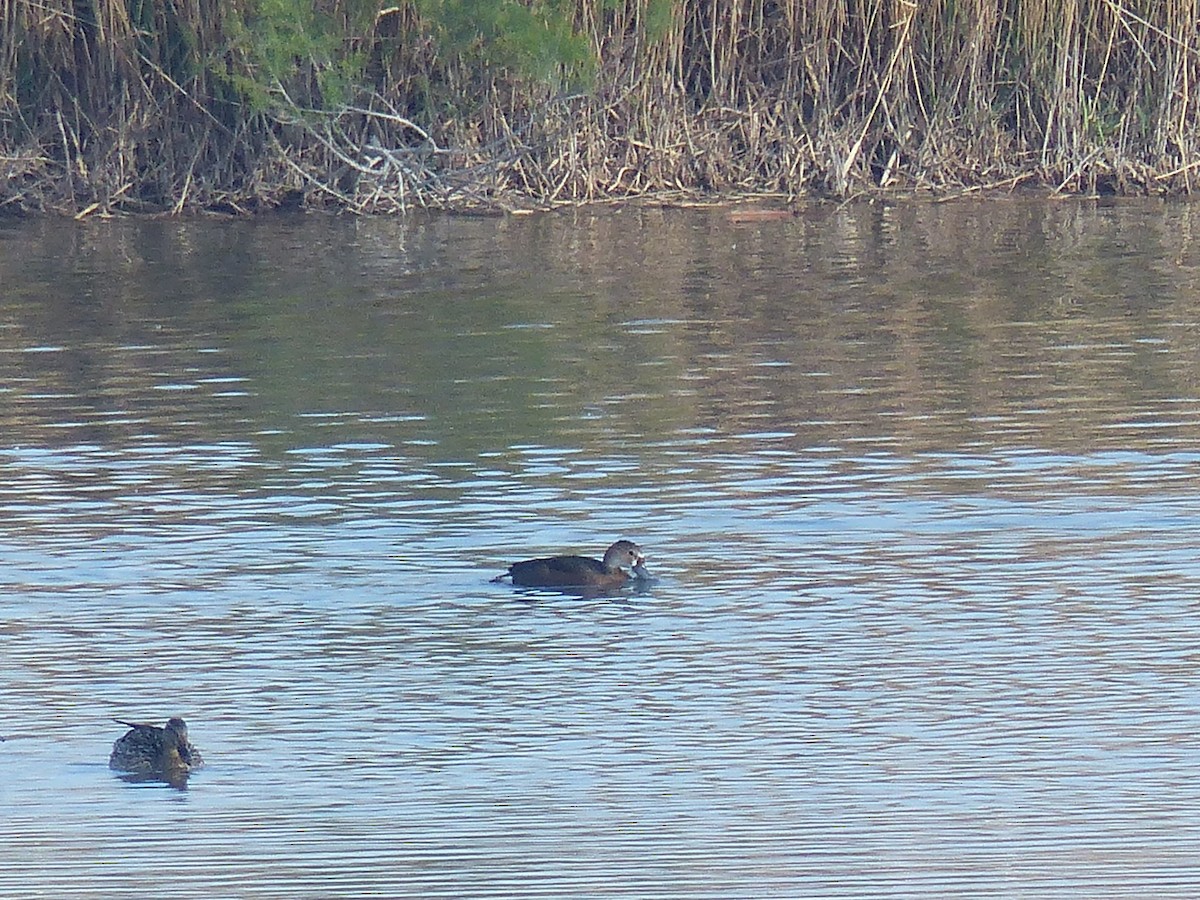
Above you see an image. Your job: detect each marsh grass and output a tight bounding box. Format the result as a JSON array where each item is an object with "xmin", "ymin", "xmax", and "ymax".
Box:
[{"xmin": 2, "ymin": 0, "xmax": 1198, "ymax": 214}]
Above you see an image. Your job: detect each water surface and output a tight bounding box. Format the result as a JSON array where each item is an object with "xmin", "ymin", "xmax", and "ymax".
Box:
[{"xmin": 2, "ymin": 200, "xmax": 1200, "ymax": 896}]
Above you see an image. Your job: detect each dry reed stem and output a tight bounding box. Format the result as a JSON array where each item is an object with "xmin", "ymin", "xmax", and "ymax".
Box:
[{"xmin": 5, "ymin": 0, "xmax": 1200, "ymax": 213}]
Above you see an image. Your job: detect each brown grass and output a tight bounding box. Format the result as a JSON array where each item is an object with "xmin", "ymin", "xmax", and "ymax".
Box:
[{"xmin": 2, "ymin": 0, "xmax": 1200, "ymax": 215}]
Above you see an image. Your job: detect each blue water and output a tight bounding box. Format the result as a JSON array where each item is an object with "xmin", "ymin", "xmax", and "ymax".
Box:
[{"xmin": 2, "ymin": 202, "xmax": 1200, "ymax": 897}]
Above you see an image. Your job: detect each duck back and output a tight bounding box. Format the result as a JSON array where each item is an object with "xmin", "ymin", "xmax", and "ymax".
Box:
[{"xmin": 508, "ymin": 554, "xmax": 621, "ymax": 588}]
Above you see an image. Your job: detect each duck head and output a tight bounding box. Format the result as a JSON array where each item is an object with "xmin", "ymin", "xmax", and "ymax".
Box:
[{"xmin": 602, "ymin": 540, "xmax": 646, "ymax": 575}]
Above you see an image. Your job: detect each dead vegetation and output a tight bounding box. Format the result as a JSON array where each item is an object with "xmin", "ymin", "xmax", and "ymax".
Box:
[{"xmin": 2, "ymin": 0, "xmax": 1199, "ymax": 216}]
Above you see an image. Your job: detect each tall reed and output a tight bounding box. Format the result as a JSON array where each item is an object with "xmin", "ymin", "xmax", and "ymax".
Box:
[{"xmin": 2, "ymin": 0, "xmax": 1198, "ymax": 214}]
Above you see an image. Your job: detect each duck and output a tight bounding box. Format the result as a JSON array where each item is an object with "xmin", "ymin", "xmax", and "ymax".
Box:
[
  {"xmin": 109, "ymin": 717, "xmax": 204, "ymax": 778},
  {"xmin": 493, "ymin": 539, "xmax": 650, "ymax": 589}
]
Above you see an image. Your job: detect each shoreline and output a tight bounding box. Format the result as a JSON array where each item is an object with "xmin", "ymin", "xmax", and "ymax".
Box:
[{"xmin": 1, "ymin": 180, "xmax": 1182, "ymax": 223}]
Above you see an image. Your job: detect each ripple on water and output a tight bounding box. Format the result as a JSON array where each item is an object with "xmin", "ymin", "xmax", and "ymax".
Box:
[{"xmin": 5, "ymin": 206, "xmax": 1200, "ymax": 896}]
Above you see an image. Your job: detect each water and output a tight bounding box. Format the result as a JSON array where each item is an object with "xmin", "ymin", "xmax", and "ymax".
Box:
[{"xmin": 2, "ymin": 200, "xmax": 1200, "ymax": 896}]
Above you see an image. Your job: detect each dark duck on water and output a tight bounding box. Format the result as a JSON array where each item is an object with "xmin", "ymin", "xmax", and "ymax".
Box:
[
  {"xmin": 109, "ymin": 717, "xmax": 204, "ymax": 778},
  {"xmin": 493, "ymin": 540, "xmax": 650, "ymax": 590}
]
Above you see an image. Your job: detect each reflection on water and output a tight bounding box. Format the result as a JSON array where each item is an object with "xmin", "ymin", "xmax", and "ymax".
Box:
[{"xmin": 2, "ymin": 201, "xmax": 1200, "ymax": 896}]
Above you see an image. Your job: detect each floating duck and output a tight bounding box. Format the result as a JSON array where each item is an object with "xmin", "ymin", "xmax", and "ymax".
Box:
[
  {"xmin": 109, "ymin": 717, "xmax": 203, "ymax": 778},
  {"xmin": 494, "ymin": 540, "xmax": 650, "ymax": 590}
]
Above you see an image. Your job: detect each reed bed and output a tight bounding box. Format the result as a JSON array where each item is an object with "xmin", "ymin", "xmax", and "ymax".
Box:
[{"xmin": 2, "ymin": 0, "xmax": 1199, "ymax": 215}]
